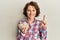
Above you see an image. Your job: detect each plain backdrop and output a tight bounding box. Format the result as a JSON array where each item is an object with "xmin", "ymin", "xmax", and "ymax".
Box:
[{"xmin": 0, "ymin": 0, "xmax": 60, "ymax": 40}]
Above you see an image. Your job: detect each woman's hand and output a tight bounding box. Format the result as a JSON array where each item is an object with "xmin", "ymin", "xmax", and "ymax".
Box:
[
  {"xmin": 40, "ymin": 15, "xmax": 47, "ymax": 29},
  {"xmin": 18, "ymin": 22, "xmax": 28, "ymax": 34},
  {"xmin": 21, "ymin": 27, "xmax": 27, "ymax": 34},
  {"xmin": 18, "ymin": 24, "xmax": 27, "ymax": 34}
]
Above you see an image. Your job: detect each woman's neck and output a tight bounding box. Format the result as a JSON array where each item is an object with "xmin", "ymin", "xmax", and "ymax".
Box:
[{"xmin": 28, "ymin": 18, "xmax": 34, "ymax": 24}]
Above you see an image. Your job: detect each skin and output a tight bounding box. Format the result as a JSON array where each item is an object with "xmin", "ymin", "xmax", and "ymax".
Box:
[
  {"xmin": 27, "ymin": 5, "xmax": 36, "ymax": 21},
  {"xmin": 19, "ymin": 5, "xmax": 47, "ymax": 34}
]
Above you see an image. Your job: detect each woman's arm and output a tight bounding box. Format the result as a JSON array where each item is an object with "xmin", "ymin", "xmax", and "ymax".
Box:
[
  {"xmin": 17, "ymin": 26, "xmax": 21, "ymax": 40},
  {"xmin": 17, "ymin": 21, "xmax": 26, "ymax": 40},
  {"xmin": 39, "ymin": 21, "xmax": 47, "ymax": 40},
  {"xmin": 40, "ymin": 27, "xmax": 47, "ymax": 40}
]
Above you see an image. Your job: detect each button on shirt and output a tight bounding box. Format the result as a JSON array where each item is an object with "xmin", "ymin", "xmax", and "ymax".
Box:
[{"xmin": 17, "ymin": 18, "xmax": 47, "ymax": 40}]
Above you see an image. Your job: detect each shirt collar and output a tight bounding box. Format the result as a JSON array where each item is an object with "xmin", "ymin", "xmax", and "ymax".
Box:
[{"xmin": 25, "ymin": 17, "xmax": 36, "ymax": 25}]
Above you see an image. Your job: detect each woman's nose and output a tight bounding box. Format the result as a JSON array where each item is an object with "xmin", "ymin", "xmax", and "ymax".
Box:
[{"xmin": 30, "ymin": 10, "xmax": 33, "ymax": 14}]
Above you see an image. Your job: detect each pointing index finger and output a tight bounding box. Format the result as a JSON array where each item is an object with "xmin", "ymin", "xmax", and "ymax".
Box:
[{"xmin": 43, "ymin": 15, "xmax": 46, "ymax": 21}]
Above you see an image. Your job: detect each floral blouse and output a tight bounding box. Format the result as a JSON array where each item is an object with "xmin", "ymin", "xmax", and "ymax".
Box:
[{"xmin": 17, "ymin": 18, "xmax": 47, "ymax": 40}]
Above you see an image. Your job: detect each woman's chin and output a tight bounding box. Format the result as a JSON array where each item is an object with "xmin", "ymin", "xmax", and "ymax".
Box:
[{"xmin": 29, "ymin": 17, "xmax": 35, "ymax": 19}]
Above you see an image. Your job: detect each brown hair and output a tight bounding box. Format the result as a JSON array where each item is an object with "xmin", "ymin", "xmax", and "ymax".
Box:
[{"xmin": 23, "ymin": 1, "xmax": 40, "ymax": 17}]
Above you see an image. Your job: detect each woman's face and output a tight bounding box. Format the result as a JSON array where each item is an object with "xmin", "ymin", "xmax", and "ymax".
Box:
[{"xmin": 26, "ymin": 5, "xmax": 36, "ymax": 19}]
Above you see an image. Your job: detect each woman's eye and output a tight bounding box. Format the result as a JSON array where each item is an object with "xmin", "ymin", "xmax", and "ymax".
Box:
[
  {"xmin": 27, "ymin": 9, "xmax": 36, "ymax": 12},
  {"xmin": 33, "ymin": 10, "xmax": 36, "ymax": 12},
  {"xmin": 27, "ymin": 10, "xmax": 30, "ymax": 11},
  {"xmin": 33, "ymin": 10, "xmax": 35, "ymax": 11}
]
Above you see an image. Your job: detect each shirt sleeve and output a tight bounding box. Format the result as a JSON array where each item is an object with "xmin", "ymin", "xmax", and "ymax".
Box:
[
  {"xmin": 17, "ymin": 20, "xmax": 25, "ymax": 40},
  {"xmin": 39, "ymin": 21, "xmax": 47, "ymax": 40}
]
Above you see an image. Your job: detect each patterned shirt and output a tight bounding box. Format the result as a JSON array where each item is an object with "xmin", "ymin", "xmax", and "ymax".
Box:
[{"xmin": 17, "ymin": 18, "xmax": 47, "ymax": 40}]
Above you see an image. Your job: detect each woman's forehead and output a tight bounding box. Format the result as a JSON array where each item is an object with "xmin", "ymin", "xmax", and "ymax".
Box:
[{"xmin": 27, "ymin": 5, "xmax": 36, "ymax": 10}]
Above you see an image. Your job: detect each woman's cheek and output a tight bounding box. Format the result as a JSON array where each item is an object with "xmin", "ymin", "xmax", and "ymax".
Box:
[
  {"xmin": 33, "ymin": 12, "xmax": 36, "ymax": 17},
  {"xmin": 27, "ymin": 11, "xmax": 30, "ymax": 16}
]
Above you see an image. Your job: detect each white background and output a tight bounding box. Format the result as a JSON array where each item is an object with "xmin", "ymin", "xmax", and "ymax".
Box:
[{"xmin": 0, "ymin": 0, "xmax": 60, "ymax": 40}]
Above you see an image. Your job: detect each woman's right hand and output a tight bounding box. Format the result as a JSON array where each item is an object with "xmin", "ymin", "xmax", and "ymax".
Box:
[
  {"xmin": 21, "ymin": 27, "xmax": 27, "ymax": 34},
  {"xmin": 18, "ymin": 24, "xmax": 27, "ymax": 34}
]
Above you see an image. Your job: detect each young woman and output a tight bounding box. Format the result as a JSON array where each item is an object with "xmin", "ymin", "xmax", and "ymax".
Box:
[{"xmin": 17, "ymin": 1, "xmax": 47, "ymax": 40}]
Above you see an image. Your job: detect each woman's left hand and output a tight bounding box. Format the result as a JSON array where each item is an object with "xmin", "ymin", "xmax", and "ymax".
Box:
[{"xmin": 40, "ymin": 15, "xmax": 47, "ymax": 29}]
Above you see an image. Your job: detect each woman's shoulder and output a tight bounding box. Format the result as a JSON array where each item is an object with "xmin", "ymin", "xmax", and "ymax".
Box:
[
  {"xmin": 35, "ymin": 18, "xmax": 41, "ymax": 22},
  {"xmin": 35, "ymin": 19, "xmax": 41, "ymax": 24},
  {"xmin": 18, "ymin": 18, "xmax": 27, "ymax": 24}
]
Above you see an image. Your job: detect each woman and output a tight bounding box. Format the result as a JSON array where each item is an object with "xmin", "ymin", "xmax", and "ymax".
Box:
[{"xmin": 17, "ymin": 1, "xmax": 47, "ymax": 40}]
